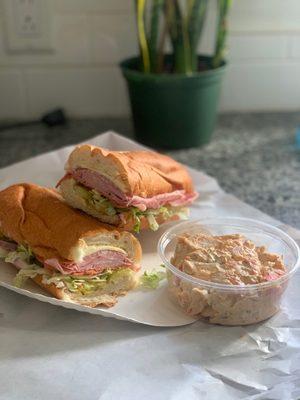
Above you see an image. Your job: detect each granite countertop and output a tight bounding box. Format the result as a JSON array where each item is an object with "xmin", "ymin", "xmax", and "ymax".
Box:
[{"xmin": 0, "ymin": 112, "xmax": 299, "ymax": 228}]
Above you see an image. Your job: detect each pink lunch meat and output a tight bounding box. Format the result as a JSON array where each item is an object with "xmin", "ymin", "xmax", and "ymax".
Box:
[
  {"xmin": 44, "ymin": 249, "xmax": 136, "ymax": 276},
  {"xmin": 61, "ymin": 168, "xmax": 198, "ymax": 211},
  {"xmin": 0, "ymin": 240, "xmax": 18, "ymax": 252},
  {"xmin": 0, "ymin": 240, "xmax": 35, "ymax": 269}
]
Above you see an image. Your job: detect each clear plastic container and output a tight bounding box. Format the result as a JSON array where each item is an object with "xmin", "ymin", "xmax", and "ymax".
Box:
[{"xmin": 158, "ymin": 217, "xmax": 300, "ymax": 325}]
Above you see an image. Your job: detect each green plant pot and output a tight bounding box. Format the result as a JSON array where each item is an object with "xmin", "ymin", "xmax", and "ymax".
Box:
[{"xmin": 120, "ymin": 56, "xmax": 226, "ymax": 149}]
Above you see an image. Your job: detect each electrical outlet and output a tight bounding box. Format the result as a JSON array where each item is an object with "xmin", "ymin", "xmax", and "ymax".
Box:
[
  {"xmin": 3, "ymin": 0, "xmax": 53, "ymax": 52},
  {"xmin": 14, "ymin": 0, "xmax": 42, "ymax": 37}
]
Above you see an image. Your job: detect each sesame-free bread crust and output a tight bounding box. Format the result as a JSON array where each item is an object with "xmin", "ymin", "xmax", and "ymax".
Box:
[{"xmin": 66, "ymin": 144, "xmax": 195, "ymax": 197}]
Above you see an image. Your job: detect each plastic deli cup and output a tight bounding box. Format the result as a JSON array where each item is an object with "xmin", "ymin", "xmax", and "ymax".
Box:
[{"xmin": 158, "ymin": 218, "xmax": 300, "ymax": 326}]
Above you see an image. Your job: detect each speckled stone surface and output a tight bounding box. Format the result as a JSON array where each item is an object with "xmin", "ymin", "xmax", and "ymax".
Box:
[{"xmin": 0, "ymin": 112, "xmax": 299, "ymax": 228}]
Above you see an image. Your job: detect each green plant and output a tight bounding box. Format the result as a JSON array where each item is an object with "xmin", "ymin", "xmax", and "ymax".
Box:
[
  {"xmin": 135, "ymin": 0, "xmax": 232, "ymax": 74},
  {"xmin": 212, "ymin": 0, "xmax": 232, "ymax": 68}
]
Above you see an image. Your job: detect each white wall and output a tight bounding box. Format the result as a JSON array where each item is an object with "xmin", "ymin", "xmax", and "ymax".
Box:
[
  {"xmin": 222, "ymin": 0, "xmax": 300, "ymax": 112},
  {"xmin": 0, "ymin": 0, "xmax": 300, "ymax": 120}
]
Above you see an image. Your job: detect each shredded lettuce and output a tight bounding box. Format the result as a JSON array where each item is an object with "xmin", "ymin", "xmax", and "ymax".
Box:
[
  {"xmin": 43, "ymin": 271, "xmax": 111, "ymax": 294},
  {"xmin": 74, "ymin": 183, "xmax": 189, "ymax": 232},
  {"xmin": 2, "ymin": 244, "xmax": 43, "ymax": 287},
  {"xmin": 131, "ymin": 208, "xmax": 142, "ymax": 233},
  {"xmin": 130, "ymin": 206, "xmax": 188, "ymax": 233},
  {"xmin": 90, "ymin": 190, "xmax": 117, "ymax": 216},
  {"xmin": 129, "ymin": 205, "xmax": 188, "ymax": 232},
  {"xmin": 13, "ymin": 263, "xmax": 134, "ymax": 295},
  {"xmin": 174, "ymin": 209, "xmax": 189, "ymax": 220},
  {"xmin": 5, "ymin": 244, "xmax": 36, "ymax": 264},
  {"xmin": 44, "ymin": 268, "xmax": 134, "ymax": 295},
  {"xmin": 146, "ymin": 214, "xmax": 159, "ymax": 231},
  {"xmin": 140, "ymin": 270, "xmax": 166, "ymax": 289},
  {"xmin": 74, "ymin": 185, "xmax": 117, "ymax": 216},
  {"xmin": 13, "ymin": 266, "xmax": 41, "ymax": 287}
]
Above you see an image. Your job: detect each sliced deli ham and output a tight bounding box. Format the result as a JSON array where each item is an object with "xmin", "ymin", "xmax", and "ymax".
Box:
[
  {"xmin": 0, "ymin": 241, "xmax": 29, "ymax": 269},
  {"xmin": 68, "ymin": 168, "xmax": 198, "ymax": 211},
  {"xmin": 0, "ymin": 240, "xmax": 17, "ymax": 252},
  {"xmin": 45, "ymin": 249, "xmax": 135, "ymax": 276}
]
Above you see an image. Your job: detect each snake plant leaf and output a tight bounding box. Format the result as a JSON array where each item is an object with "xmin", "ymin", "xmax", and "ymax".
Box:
[
  {"xmin": 136, "ymin": 0, "xmax": 150, "ymax": 72},
  {"xmin": 149, "ymin": 0, "xmax": 164, "ymax": 72}
]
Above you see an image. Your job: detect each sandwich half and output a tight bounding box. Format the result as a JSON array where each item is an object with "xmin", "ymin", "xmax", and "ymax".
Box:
[
  {"xmin": 0, "ymin": 183, "xmax": 141, "ymax": 307},
  {"xmin": 57, "ymin": 145, "xmax": 198, "ymax": 232}
]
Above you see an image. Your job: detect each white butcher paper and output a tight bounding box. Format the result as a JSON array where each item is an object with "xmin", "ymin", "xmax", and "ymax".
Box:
[{"xmin": 0, "ymin": 132, "xmax": 299, "ymax": 400}]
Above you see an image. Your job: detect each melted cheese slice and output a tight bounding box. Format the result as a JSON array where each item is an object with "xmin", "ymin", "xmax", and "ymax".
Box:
[{"xmin": 70, "ymin": 244, "xmax": 126, "ymax": 263}]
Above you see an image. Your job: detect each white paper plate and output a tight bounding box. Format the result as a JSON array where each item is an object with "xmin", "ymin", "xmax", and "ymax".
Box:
[{"xmin": 0, "ymin": 131, "xmax": 285, "ymax": 327}]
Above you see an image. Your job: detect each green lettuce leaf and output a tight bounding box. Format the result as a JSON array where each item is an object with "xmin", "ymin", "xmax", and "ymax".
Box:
[
  {"xmin": 90, "ymin": 190, "xmax": 117, "ymax": 216},
  {"xmin": 13, "ymin": 264, "xmax": 134, "ymax": 296},
  {"xmin": 4, "ymin": 244, "xmax": 43, "ymax": 287},
  {"xmin": 140, "ymin": 270, "xmax": 166, "ymax": 289},
  {"xmin": 5, "ymin": 244, "xmax": 37, "ymax": 264},
  {"xmin": 74, "ymin": 184, "xmax": 117, "ymax": 216},
  {"xmin": 131, "ymin": 208, "xmax": 142, "ymax": 233},
  {"xmin": 146, "ymin": 213, "xmax": 159, "ymax": 231},
  {"xmin": 43, "ymin": 268, "xmax": 134, "ymax": 295},
  {"xmin": 13, "ymin": 266, "xmax": 41, "ymax": 287}
]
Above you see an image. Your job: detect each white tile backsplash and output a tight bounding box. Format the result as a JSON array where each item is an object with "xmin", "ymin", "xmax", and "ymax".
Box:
[
  {"xmin": 52, "ymin": 0, "xmax": 132, "ymax": 14},
  {"xmin": 228, "ymin": 35, "xmax": 289, "ymax": 61},
  {"xmin": 91, "ymin": 14, "xmax": 137, "ymax": 64},
  {"xmin": 290, "ymin": 36, "xmax": 300, "ymax": 58},
  {"xmin": 1, "ymin": 0, "xmax": 300, "ymax": 119},
  {"xmin": 25, "ymin": 67, "xmax": 126, "ymax": 118},
  {"xmin": 229, "ymin": 0, "xmax": 300, "ymax": 32},
  {"xmin": 0, "ymin": 69, "xmax": 26, "ymax": 119},
  {"xmin": 220, "ymin": 63, "xmax": 300, "ymax": 112},
  {"xmin": 52, "ymin": 15, "xmax": 92, "ymax": 64}
]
